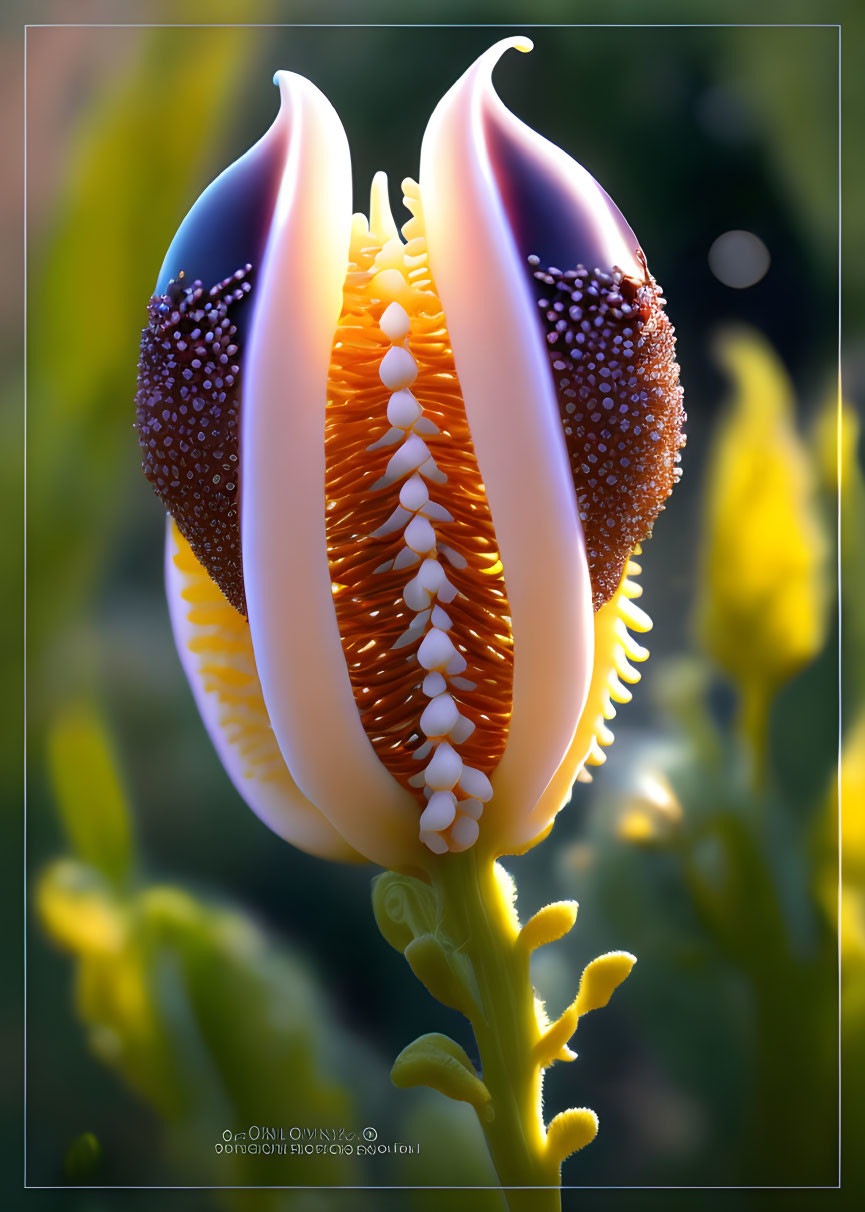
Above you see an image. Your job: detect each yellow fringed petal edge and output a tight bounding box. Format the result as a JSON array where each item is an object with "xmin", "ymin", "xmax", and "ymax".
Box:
[{"xmin": 511, "ymin": 547, "xmax": 651, "ymax": 853}]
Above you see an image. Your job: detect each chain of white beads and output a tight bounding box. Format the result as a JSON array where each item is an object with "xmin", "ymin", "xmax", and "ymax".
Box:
[{"xmin": 367, "ymin": 284, "xmax": 493, "ymax": 854}]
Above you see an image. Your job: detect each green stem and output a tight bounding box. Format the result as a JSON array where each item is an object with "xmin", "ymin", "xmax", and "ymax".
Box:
[
  {"xmin": 429, "ymin": 846, "xmax": 561, "ymax": 1212},
  {"xmin": 739, "ymin": 680, "xmax": 770, "ymax": 795}
]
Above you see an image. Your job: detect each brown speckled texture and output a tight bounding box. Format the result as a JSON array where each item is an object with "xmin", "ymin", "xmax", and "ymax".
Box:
[
  {"xmin": 529, "ymin": 255, "xmax": 685, "ymax": 609},
  {"xmin": 135, "ymin": 267, "xmax": 252, "ymax": 615}
]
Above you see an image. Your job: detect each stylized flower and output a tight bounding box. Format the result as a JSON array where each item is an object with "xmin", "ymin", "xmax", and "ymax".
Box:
[
  {"xmin": 135, "ymin": 37, "xmax": 684, "ymax": 1200},
  {"xmin": 135, "ymin": 36, "xmax": 683, "ymax": 872}
]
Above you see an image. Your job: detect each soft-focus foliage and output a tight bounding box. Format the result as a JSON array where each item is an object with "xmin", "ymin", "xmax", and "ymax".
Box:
[
  {"xmin": 26, "ymin": 24, "xmax": 259, "ymax": 693},
  {"xmin": 38, "ymin": 712, "xmax": 360, "ymax": 1190},
  {"xmin": 38, "ymin": 695, "xmax": 498, "ymax": 1202},
  {"xmin": 581, "ymin": 332, "xmax": 844, "ymax": 1187},
  {"xmin": 47, "ymin": 702, "xmax": 134, "ymax": 887},
  {"xmin": 63, "ymin": 1129, "xmax": 102, "ymax": 1184}
]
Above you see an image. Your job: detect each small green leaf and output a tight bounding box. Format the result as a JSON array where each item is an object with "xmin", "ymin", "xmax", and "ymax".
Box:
[
  {"xmin": 545, "ymin": 1108, "xmax": 598, "ymax": 1166},
  {"xmin": 391, "ymin": 1033, "xmax": 492, "ymax": 1118},
  {"xmin": 372, "ymin": 870, "xmax": 437, "ymax": 953},
  {"xmin": 404, "ymin": 933, "xmax": 478, "ymax": 1018},
  {"xmin": 63, "ymin": 1131, "xmax": 102, "ymax": 1182},
  {"xmin": 574, "ymin": 951, "xmax": 636, "ymax": 1017},
  {"xmin": 47, "ymin": 703, "xmax": 133, "ymax": 885},
  {"xmin": 518, "ymin": 900, "xmax": 579, "ymax": 953}
]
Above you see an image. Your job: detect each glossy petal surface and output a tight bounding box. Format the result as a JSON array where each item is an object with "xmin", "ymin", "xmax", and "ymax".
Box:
[
  {"xmin": 420, "ymin": 38, "xmax": 596, "ymax": 849},
  {"xmin": 241, "ymin": 73, "xmax": 421, "ymax": 869}
]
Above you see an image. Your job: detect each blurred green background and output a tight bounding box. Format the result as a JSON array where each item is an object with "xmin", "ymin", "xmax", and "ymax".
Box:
[{"xmin": 10, "ymin": 2, "xmax": 864, "ymax": 1209}]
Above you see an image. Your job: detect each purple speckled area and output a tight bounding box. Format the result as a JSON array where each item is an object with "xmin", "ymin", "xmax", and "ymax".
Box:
[
  {"xmin": 529, "ymin": 256, "xmax": 685, "ymax": 610},
  {"xmin": 135, "ymin": 267, "xmax": 251, "ymax": 615},
  {"xmin": 135, "ymin": 103, "xmax": 289, "ymax": 617}
]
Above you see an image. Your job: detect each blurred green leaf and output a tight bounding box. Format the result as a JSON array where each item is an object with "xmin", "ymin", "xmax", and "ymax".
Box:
[
  {"xmin": 47, "ymin": 701, "xmax": 134, "ymax": 885},
  {"xmin": 721, "ymin": 26, "xmax": 839, "ymax": 271},
  {"xmin": 399, "ymin": 1098, "xmax": 500, "ymax": 1209},
  {"xmin": 38, "ymin": 857, "xmax": 366, "ymax": 1188},
  {"xmin": 142, "ymin": 887, "xmax": 357, "ymax": 1162},
  {"xmin": 27, "ymin": 25, "xmax": 259, "ymax": 671},
  {"xmin": 32, "ymin": 29, "xmax": 251, "ymax": 414},
  {"xmin": 390, "ymin": 1033, "xmax": 491, "ymax": 1117},
  {"xmin": 63, "ymin": 1130, "xmax": 102, "ymax": 1183}
]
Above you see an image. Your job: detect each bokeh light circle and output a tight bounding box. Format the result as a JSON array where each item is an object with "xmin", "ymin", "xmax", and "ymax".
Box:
[{"xmin": 708, "ymin": 230, "xmax": 771, "ymax": 289}]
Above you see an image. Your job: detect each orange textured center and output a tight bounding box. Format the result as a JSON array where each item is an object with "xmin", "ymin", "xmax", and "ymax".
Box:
[{"xmin": 324, "ymin": 180, "xmax": 514, "ymax": 814}]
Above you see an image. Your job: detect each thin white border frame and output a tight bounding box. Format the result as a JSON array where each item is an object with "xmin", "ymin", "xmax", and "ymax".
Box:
[{"xmin": 21, "ymin": 18, "xmax": 844, "ymax": 1196}]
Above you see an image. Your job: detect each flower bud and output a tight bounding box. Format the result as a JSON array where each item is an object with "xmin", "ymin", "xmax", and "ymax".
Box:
[{"xmin": 135, "ymin": 39, "xmax": 684, "ymax": 868}]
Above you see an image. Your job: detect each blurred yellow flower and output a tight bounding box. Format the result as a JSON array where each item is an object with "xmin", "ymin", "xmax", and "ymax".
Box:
[
  {"xmin": 617, "ymin": 809, "xmax": 657, "ymax": 845},
  {"xmin": 37, "ymin": 855, "xmax": 359, "ymax": 1147},
  {"xmin": 37, "ymin": 859, "xmax": 176, "ymax": 1108},
  {"xmin": 697, "ymin": 328, "xmax": 827, "ymax": 756},
  {"xmin": 37, "ymin": 859, "xmax": 127, "ymax": 957}
]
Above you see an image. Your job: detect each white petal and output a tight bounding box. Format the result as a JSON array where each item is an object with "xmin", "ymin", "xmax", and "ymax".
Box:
[
  {"xmin": 241, "ymin": 71, "xmax": 419, "ymax": 869},
  {"xmin": 420, "ymin": 38, "xmax": 596, "ymax": 851}
]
